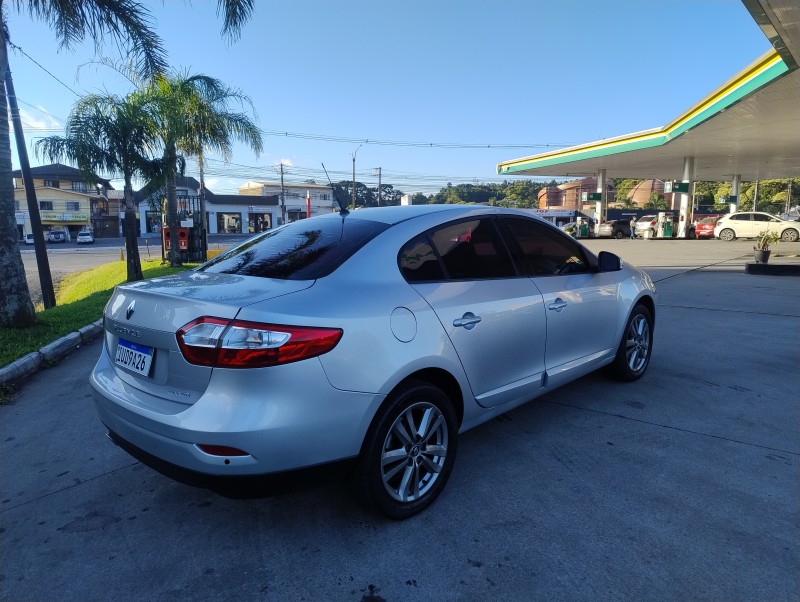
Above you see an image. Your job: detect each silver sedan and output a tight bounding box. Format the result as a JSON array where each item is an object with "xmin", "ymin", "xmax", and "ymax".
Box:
[{"xmin": 91, "ymin": 205, "xmax": 657, "ymax": 519}]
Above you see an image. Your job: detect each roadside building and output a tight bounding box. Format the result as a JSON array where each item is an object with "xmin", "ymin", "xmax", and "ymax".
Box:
[
  {"xmin": 239, "ymin": 181, "xmax": 337, "ymax": 225},
  {"xmin": 12, "ymin": 163, "xmax": 115, "ymax": 239},
  {"xmin": 537, "ymin": 177, "xmax": 616, "ymax": 213}
]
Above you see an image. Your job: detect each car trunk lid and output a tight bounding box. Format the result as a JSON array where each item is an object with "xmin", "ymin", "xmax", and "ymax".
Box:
[{"xmin": 102, "ymin": 271, "xmax": 313, "ymax": 408}]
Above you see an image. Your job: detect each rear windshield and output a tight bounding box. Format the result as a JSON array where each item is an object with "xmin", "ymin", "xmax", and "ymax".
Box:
[{"xmin": 197, "ymin": 217, "xmax": 389, "ymax": 280}]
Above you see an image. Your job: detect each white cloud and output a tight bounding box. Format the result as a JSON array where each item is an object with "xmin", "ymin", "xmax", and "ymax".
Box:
[{"xmin": 18, "ymin": 107, "xmax": 62, "ymax": 132}]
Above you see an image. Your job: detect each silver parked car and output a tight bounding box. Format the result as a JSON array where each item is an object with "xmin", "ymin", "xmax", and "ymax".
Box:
[{"xmin": 91, "ymin": 205, "xmax": 657, "ymax": 518}]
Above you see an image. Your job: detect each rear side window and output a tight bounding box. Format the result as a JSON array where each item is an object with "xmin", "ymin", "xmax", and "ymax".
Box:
[
  {"xmin": 198, "ymin": 217, "xmax": 388, "ymax": 280},
  {"xmin": 500, "ymin": 217, "xmax": 591, "ymax": 276},
  {"xmin": 399, "ymin": 236, "xmax": 445, "ymax": 282},
  {"xmin": 431, "ymin": 219, "xmax": 516, "ymax": 280},
  {"xmin": 399, "ymin": 218, "xmax": 516, "ymax": 282}
]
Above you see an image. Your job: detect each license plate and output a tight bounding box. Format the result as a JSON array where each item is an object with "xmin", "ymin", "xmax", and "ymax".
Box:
[{"xmin": 115, "ymin": 339, "xmax": 154, "ymax": 376}]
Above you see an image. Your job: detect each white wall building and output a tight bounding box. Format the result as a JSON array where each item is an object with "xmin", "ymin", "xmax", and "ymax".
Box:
[
  {"xmin": 240, "ymin": 181, "xmax": 338, "ymax": 224},
  {"xmin": 133, "ymin": 178, "xmax": 338, "ymax": 236}
]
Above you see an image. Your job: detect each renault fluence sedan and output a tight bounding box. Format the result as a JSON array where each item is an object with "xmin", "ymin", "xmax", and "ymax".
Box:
[{"xmin": 91, "ymin": 205, "xmax": 657, "ymax": 519}]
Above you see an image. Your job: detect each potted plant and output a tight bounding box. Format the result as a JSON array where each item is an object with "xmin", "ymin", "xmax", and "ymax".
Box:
[{"xmin": 753, "ymin": 229, "xmax": 779, "ymax": 263}]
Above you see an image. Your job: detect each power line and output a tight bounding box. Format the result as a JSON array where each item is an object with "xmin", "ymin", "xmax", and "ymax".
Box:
[
  {"xmin": 8, "ymin": 42, "xmax": 81, "ymax": 97},
  {"xmin": 258, "ymin": 128, "xmax": 577, "ymax": 150}
]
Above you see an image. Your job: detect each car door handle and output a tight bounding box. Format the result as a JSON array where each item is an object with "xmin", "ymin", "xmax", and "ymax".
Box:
[
  {"xmin": 548, "ymin": 299, "xmax": 567, "ymax": 312},
  {"xmin": 453, "ymin": 313, "xmax": 482, "ymax": 330}
]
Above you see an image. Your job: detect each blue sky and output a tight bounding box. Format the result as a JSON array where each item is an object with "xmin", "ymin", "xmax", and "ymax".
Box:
[{"xmin": 8, "ymin": 0, "xmax": 769, "ymax": 195}]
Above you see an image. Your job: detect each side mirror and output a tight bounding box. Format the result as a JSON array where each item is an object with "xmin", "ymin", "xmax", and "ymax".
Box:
[{"xmin": 598, "ymin": 251, "xmax": 622, "ymax": 272}]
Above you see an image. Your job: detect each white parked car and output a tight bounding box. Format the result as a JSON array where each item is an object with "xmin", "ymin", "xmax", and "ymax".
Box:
[
  {"xmin": 77, "ymin": 230, "xmax": 95, "ymax": 244},
  {"xmin": 714, "ymin": 212, "xmax": 800, "ymax": 242}
]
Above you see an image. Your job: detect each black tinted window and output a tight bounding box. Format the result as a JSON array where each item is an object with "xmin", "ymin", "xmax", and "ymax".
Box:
[
  {"xmin": 501, "ymin": 217, "xmax": 590, "ymax": 276},
  {"xmin": 430, "ymin": 219, "xmax": 516, "ymax": 280},
  {"xmin": 198, "ymin": 217, "xmax": 388, "ymax": 279},
  {"xmin": 399, "ymin": 236, "xmax": 445, "ymax": 282}
]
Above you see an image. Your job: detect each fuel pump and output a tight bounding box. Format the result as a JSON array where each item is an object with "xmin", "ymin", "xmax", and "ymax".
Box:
[{"xmin": 655, "ymin": 212, "xmax": 673, "ymax": 238}]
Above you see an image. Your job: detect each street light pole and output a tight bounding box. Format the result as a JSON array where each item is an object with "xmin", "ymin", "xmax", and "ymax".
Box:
[{"xmin": 352, "ymin": 144, "xmax": 362, "ymax": 211}]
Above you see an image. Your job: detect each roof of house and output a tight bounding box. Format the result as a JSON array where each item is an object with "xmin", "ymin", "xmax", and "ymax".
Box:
[{"xmin": 13, "ymin": 163, "xmax": 113, "ymax": 188}]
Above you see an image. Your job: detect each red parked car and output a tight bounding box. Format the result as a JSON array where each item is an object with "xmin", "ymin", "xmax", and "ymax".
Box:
[{"xmin": 695, "ymin": 216, "xmax": 721, "ymax": 239}]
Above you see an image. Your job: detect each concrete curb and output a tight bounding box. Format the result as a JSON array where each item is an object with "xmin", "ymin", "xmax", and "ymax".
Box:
[
  {"xmin": 745, "ymin": 262, "xmax": 800, "ymax": 275},
  {"xmin": 0, "ymin": 319, "xmax": 103, "ymax": 387}
]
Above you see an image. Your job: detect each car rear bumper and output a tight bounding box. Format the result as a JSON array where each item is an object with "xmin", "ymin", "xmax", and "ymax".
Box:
[
  {"xmin": 90, "ymin": 349, "xmax": 384, "ymax": 477},
  {"xmin": 104, "ymin": 427, "xmax": 355, "ymax": 496}
]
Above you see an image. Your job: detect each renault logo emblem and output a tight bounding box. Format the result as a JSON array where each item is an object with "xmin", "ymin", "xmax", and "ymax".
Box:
[{"xmin": 125, "ymin": 300, "xmax": 136, "ymax": 320}]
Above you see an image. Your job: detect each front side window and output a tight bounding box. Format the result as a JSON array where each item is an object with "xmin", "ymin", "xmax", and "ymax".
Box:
[
  {"xmin": 501, "ymin": 217, "xmax": 591, "ymax": 276},
  {"xmin": 731, "ymin": 214, "xmax": 751, "ymax": 221},
  {"xmin": 199, "ymin": 216, "xmax": 388, "ymax": 280}
]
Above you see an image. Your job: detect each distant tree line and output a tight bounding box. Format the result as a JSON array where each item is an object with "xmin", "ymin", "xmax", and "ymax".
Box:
[{"xmin": 332, "ymin": 177, "xmax": 798, "ymax": 214}]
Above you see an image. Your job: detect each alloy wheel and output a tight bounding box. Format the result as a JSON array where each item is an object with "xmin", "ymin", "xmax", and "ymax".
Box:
[{"xmin": 380, "ymin": 401, "xmax": 449, "ymax": 503}]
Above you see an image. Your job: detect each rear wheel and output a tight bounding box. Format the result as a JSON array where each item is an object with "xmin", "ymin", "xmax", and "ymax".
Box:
[
  {"xmin": 719, "ymin": 228, "xmax": 736, "ymax": 241},
  {"xmin": 608, "ymin": 304, "xmax": 653, "ymax": 381},
  {"xmin": 780, "ymin": 229, "xmax": 799, "ymax": 242},
  {"xmin": 614, "ymin": 230, "xmax": 624, "ymax": 239},
  {"xmin": 354, "ymin": 381, "xmax": 458, "ymax": 519}
]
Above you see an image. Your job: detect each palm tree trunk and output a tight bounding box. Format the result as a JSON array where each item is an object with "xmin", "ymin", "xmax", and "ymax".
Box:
[
  {"xmin": 0, "ymin": 37, "xmax": 36, "ymax": 326},
  {"xmin": 165, "ymin": 144, "xmax": 181, "ymax": 267},
  {"xmin": 123, "ymin": 179, "xmax": 143, "ymax": 281}
]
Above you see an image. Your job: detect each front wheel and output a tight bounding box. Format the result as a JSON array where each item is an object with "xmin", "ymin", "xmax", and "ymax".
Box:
[
  {"xmin": 780, "ymin": 228, "xmax": 799, "ymax": 242},
  {"xmin": 719, "ymin": 228, "xmax": 736, "ymax": 241},
  {"xmin": 614, "ymin": 231, "xmax": 624, "ymax": 239},
  {"xmin": 607, "ymin": 304, "xmax": 653, "ymax": 381},
  {"xmin": 354, "ymin": 381, "xmax": 458, "ymax": 519}
]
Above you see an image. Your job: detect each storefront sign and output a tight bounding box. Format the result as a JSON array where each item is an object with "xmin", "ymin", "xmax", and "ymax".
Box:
[{"xmin": 40, "ymin": 212, "xmax": 89, "ymax": 222}]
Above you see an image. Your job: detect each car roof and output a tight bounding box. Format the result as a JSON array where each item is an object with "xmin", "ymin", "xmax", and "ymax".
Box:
[{"xmin": 321, "ymin": 204, "xmax": 551, "ymax": 227}]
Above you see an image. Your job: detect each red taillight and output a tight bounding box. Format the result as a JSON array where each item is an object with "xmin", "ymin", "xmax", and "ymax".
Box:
[{"xmin": 176, "ymin": 317, "xmax": 343, "ymax": 368}]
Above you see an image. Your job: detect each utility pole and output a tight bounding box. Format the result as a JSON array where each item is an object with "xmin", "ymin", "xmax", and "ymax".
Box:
[
  {"xmin": 198, "ymin": 152, "xmax": 207, "ymax": 260},
  {"xmin": 280, "ymin": 163, "xmax": 286, "ymax": 225},
  {"xmin": 374, "ymin": 167, "xmax": 382, "ymax": 206},
  {"xmin": 352, "ymin": 144, "xmax": 362, "ymax": 211}
]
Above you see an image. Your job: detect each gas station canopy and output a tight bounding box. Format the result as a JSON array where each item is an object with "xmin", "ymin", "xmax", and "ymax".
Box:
[{"xmin": 496, "ymin": 0, "xmax": 800, "ymax": 183}]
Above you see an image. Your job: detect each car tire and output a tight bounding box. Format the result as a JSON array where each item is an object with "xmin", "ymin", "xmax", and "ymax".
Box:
[
  {"xmin": 614, "ymin": 231, "xmax": 624, "ymax": 239},
  {"xmin": 719, "ymin": 228, "xmax": 736, "ymax": 241},
  {"xmin": 354, "ymin": 380, "xmax": 458, "ymax": 520},
  {"xmin": 607, "ymin": 304, "xmax": 653, "ymax": 382},
  {"xmin": 780, "ymin": 229, "xmax": 799, "ymax": 242}
]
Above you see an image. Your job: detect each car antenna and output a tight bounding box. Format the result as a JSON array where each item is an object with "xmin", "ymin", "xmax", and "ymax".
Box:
[{"xmin": 322, "ymin": 163, "xmax": 349, "ymax": 216}]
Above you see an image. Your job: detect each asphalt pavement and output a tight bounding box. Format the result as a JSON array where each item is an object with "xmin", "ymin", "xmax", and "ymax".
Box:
[{"xmin": 1, "ymin": 240, "xmax": 799, "ymax": 601}]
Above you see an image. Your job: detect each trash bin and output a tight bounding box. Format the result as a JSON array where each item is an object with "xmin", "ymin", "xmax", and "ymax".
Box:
[{"xmin": 579, "ymin": 222, "xmax": 589, "ymax": 238}]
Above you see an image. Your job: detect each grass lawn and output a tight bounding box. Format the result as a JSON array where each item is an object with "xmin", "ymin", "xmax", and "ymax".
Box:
[{"xmin": 0, "ymin": 260, "xmax": 194, "ymax": 368}]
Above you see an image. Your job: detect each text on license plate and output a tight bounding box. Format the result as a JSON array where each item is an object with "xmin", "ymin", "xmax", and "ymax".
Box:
[{"xmin": 115, "ymin": 339, "xmax": 154, "ymax": 376}]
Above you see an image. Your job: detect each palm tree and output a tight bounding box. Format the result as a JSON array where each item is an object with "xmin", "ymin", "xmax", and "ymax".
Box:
[
  {"xmin": 36, "ymin": 93, "xmax": 163, "ymax": 282},
  {"xmin": 135, "ymin": 72, "xmax": 263, "ymax": 266},
  {"xmin": 0, "ymin": 0, "xmax": 255, "ymax": 327}
]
